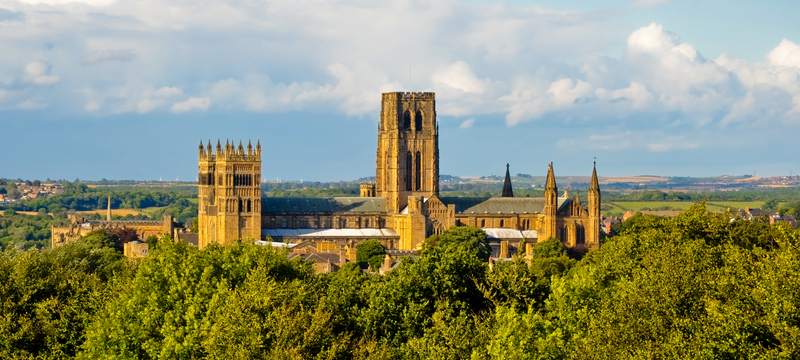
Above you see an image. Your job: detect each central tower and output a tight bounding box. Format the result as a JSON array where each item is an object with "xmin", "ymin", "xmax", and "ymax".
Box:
[{"xmin": 375, "ymin": 92, "xmax": 439, "ymax": 213}]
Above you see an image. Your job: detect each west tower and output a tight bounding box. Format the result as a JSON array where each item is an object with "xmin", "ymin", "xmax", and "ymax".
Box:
[
  {"xmin": 198, "ymin": 139, "xmax": 262, "ymax": 248},
  {"xmin": 375, "ymin": 92, "xmax": 439, "ymax": 213}
]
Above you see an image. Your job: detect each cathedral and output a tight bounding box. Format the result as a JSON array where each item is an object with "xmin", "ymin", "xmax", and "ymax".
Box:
[{"xmin": 196, "ymin": 92, "xmax": 601, "ymax": 256}]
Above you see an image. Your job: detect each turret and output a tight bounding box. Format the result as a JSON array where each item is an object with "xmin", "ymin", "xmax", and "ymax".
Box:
[
  {"xmin": 256, "ymin": 140, "xmax": 261, "ymax": 156},
  {"xmin": 199, "ymin": 140, "xmax": 205, "ymax": 158},
  {"xmin": 543, "ymin": 162, "xmax": 558, "ymax": 240},
  {"xmin": 247, "ymin": 140, "xmax": 253, "ymax": 156},
  {"xmin": 502, "ymin": 163, "xmax": 513, "ymax": 197},
  {"xmin": 216, "ymin": 140, "xmax": 222, "ymax": 155},
  {"xmin": 207, "ymin": 140, "xmax": 212, "ymax": 157},
  {"xmin": 587, "ymin": 161, "xmax": 601, "ymax": 249},
  {"xmin": 360, "ymin": 183, "xmax": 376, "ymax": 197}
]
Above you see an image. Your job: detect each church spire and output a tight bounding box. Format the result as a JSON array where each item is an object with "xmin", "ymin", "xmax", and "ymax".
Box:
[
  {"xmin": 590, "ymin": 160, "xmax": 599, "ymax": 191},
  {"xmin": 502, "ymin": 163, "xmax": 513, "ymax": 197}
]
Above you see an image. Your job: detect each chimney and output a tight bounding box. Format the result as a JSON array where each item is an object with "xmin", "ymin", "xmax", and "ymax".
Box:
[
  {"xmin": 107, "ymin": 195, "xmax": 112, "ymax": 221},
  {"xmin": 382, "ymin": 254, "xmax": 392, "ymax": 271}
]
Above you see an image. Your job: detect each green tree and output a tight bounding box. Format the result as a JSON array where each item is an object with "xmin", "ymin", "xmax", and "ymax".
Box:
[
  {"xmin": 356, "ymin": 239, "xmax": 386, "ymax": 269},
  {"xmin": 427, "ymin": 226, "xmax": 491, "ymax": 261}
]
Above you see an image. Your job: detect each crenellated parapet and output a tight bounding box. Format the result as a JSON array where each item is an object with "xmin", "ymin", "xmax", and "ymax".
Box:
[
  {"xmin": 199, "ymin": 139, "xmax": 261, "ymax": 161},
  {"xmin": 381, "ymin": 92, "xmax": 435, "ymax": 101}
]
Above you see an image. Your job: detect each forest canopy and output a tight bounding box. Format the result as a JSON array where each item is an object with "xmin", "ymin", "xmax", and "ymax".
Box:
[{"xmin": 1, "ymin": 204, "xmax": 799, "ymax": 359}]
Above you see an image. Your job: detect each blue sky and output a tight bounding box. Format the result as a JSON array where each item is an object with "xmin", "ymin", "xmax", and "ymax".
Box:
[{"xmin": 2, "ymin": 0, "xmax": 800, "ymax": 181}]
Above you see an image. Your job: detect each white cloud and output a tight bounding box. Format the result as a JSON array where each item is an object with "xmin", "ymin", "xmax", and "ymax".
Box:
[
  {"xmin": 0, "ymin": 1, "xmax": 798, "ymax": 146},
  {"xmin": 633, "ymin": 0, "xmax": 670, "ymax": 7},
  {"xmin": 17, "ymin": 99, "xmax": 46, "ymax": 109},
  {"xmin": 767, "ymin": 39, "xmax": 800, "ymax": 68},
  {"xmin": 171, "ymin": 97, "xmax": 210, "ymax": 113},
  {"xmin": 24, "ymin": 61, "xmax": 59, "ymax": 86},
  {"xmin": 548, "ymin": 78, "xmax": 592, "ymax": 107},
  {"xmin": 459, "ymin": 118, "xmax": 475, "ymax": 128},
  {"xmin": 83, "ymin": 49, "xmax": 136, "ymax": 65},
  {"xmin": 84, "ymin": 101, "xmax": 100, "ymax": 111},
  {"xmin": 432, "ymin": 62, "xmax": 487, "ymax": 94}
]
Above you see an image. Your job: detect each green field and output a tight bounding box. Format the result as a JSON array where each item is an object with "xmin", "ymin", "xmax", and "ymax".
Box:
[{"xmin": 603, "ymin": 201, "xmax": 767, "ymax": 217}]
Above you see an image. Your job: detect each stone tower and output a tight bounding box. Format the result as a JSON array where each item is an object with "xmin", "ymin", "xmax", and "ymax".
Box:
[
  {"xmin": 542, "ymin": 162, "xmax": 558, "ymax": 240},
  {"xmin": 197, "ymin": 139, "xmax": 262, "ymax": 248},
  {"xmin": 375, "ymin": 92, "xmax": 439, "ymax": 212},
  {"xmin": 587, "ymin": 162, "xmax": 601, "ymax": 249}
]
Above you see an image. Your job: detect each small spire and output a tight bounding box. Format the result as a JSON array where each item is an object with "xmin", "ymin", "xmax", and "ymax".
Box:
[
  {"xmin": 247, "ymin": 140, "xmax": 253, "ymax": 155},
  {"xmin": 216, "ymin": 139, "xmax": 222, "ymax": 155},
  {"xmin": 545, "ymin": 162, "xmax": 557, "ymax": 191},
  {"xmin": 502, "ymin": 163, "xmax": 513, "ymax": 197},
  {"xmin": 238, "ymin": 140, "xmax": 244, "ymax": 155},
  {"xmin": 590, "ymin": 159, "xmax": 600, "ymax": 191}
]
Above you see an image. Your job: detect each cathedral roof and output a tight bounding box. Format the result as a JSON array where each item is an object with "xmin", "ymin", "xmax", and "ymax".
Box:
[
  {"xmin": 262, "ymin": 197, "xmax": 386, "ymax": 213},
  {"xmin": 263, "ymin": 228, "xmax": 398, "ymax": 238},
  {"xmin": 441, "ymin": 197, "xmax": 569, "ymax": 214}
]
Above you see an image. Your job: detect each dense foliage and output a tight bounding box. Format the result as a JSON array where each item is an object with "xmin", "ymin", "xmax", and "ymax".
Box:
[
  {"xmin": 1, "ymin": 205, "xmax": 799, "ymax": 359},
  {"xmin": 0, "ymin": 210, "xmax": 67, "ymax": 249}
]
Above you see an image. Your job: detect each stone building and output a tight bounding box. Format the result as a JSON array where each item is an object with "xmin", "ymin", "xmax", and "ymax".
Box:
[
  {"xmin": 51, "ymin": 196, "xmax": 182, "ymax": 250},
  {"xmin": 196, "ymin": 91, "xmax": 601, "ymax": 256}
]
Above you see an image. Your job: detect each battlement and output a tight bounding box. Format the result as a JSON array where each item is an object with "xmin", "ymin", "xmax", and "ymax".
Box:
[
  {"xmin": 199, "ymin": 139, "xmax": 261, "ymax": 161},
  {"xmin": 382, "ymin": 92, "xmax": 435, "ymax": 101},
  {"xmin": 360, "ymin": 183, "xmax": 376, "ymax": 197}
]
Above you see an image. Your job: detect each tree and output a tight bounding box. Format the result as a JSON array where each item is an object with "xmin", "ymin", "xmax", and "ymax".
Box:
[
  {"xmin": 356, "ymin": 239, "xmax": 386, "ymax": 269},
  {"xmin": 32, "ymin": 180, "xmax": 40, "ymax": 187},
  {"xmin": 427, "ymin": 226, "xmax": 491, "ymax": 261},
  {"xmin": 6, "ymin": 183, "xmax": 20, "ymax": 200}
]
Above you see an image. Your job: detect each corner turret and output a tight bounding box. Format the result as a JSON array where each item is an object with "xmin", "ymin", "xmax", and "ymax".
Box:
[
  {"xmin": 543, "ymin": 162, "xmax": 558, "ymax": 240},
  {"xmin": 587, "ymin": 161, "xmax": 601, "ymax": 249}
]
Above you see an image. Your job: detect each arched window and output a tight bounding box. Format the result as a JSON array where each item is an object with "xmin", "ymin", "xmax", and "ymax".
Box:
[
  {"xmin": 403, "ymin": 111, "xmax": 411, "ymax": 129},
  {"xmin": 300, "ymin": 218, "xmax": 308, "ymax": 228},
  {"xmin": 365, "ymin": 219, "xmax": 370, "ymax": 228},
  {"xmin": 405, "ymin": 152, "xmax": 413, "ymax": 191},
  {"xmin": 342, "ymin": 219, "xmax": 348, "ymax": 228},
  {"xmin": 415, "ymin": 110, "xmax": 423, "ymax": 131},
  {"xmin": 481, "ymin": 219, "xmax": 486, "ymax": 227},
  {"xmin": 281, "ymin": 219, "xmax": 288, "ymax": 228},
  {"xmin": 247, "ymin": 199, "xmax": 252, "ymax": 212},
  {"xmin": 415, "ymin": 151, "xmax": 421, "ymax": 191},
  {"xmin": 324, "ymin": 219, "xmax": 332, "ymax": 228},
  {"xmin": 500, "ymin": 220, "xmax": 505, "ymax": 227},
  {"xmin": 238, "ymin": 199, "xmax": 243, "ymax": 213}
]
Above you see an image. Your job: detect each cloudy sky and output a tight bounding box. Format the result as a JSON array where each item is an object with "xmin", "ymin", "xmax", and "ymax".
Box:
[{"xmin": 2, "ymin": 0, "xmax": 800, "ymax": 181}]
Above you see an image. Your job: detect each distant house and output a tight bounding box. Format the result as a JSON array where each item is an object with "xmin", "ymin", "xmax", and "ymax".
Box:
[
  {"xmin": 770, "ymin": 214, "xmax": 797, "ymax": 228},
  {"xmin": 742, "ymin": 206, "xmax": 763, "ymax": 219},
  {"xmin": 602, "ymin": 217, "xmax": 621, "ymax": 234}
]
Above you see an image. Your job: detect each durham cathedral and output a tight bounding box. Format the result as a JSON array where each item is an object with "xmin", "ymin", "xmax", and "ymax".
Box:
[{"xmin": 196, "ymin": 92, "xmax": 602, "ymax": 256}]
